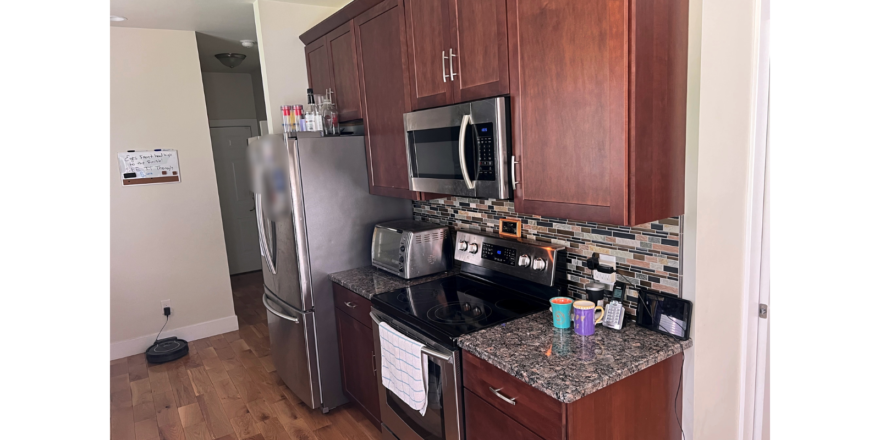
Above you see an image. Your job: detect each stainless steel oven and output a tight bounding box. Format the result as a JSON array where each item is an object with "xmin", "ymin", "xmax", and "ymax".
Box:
[
  {"xmin": 404, "ymin": 97, "xmax": 510, "ymax": 199},
  {"xmin": 370, "ymin": 309, "xmax": 463, "ymax": 440}
]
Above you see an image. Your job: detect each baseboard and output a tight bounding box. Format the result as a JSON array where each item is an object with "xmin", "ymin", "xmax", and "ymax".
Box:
[{"xmin": 110, "ymin": 315, "xmax": 239, "ymax": 361}]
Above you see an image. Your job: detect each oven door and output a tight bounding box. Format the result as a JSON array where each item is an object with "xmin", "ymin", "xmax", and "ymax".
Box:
[
  {"xmin": 404, "ymin": 97, "xmax": 510, "ymax": 200},
  {"xmin": 370, "ymin": 309, "xmax": 463, "ymax": 440}
]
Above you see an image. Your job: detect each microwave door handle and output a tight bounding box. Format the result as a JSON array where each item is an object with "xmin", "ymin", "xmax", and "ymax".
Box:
[
  {"xmin": 458, "ymin": 115, "xmax": 476, "ymax": 190},
  {"xmin": 255, "ymin": 193, "xmax": 277, "ymax": 275}
]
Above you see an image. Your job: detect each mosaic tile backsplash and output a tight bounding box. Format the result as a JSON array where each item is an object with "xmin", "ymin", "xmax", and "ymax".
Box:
[{"xmin": 413, "ymin": 197, "xmax": 681, "ymax": 316}]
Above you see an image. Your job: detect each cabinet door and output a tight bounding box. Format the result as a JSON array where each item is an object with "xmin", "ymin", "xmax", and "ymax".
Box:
[
  {"xmin": 508, "ymin": 0, "xmax": 628, "ymax": 225},
  {"xmin": 326, "ymin": 21, "xmax": 363, "ymax": 122},
  {"xmin": 403, "ymin": 0, "xmax": 455, "ymax": 110},
  {"xmin": 464, "ymin": 390, "xmax": 543, "ymax": 440},
  {"xmin": 449, "ymin": 0, "xmax": 509, "ymax": 102},
  {"xmin": 354, "ymin": 0, "xmax": 421, "ymax": 200},
  {"xmin": 335, "ymin": 308, "xmax": 381, "ymax": 428},
  {"xmin": 305, "ymin": 37, "xmax": 333, "ymax": 97}
]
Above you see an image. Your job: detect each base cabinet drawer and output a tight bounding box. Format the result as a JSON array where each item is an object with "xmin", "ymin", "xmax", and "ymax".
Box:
[
  {"xmin": 463, "ymin": 351, "xmax": 563, "ymax": 440},
  {"xmin": 464, "ymin": 389, "xmax": 542, "ymax": 440},
  {"xmin": 332, "ymin": 283, "xmax": 373, "ymax": 327}
]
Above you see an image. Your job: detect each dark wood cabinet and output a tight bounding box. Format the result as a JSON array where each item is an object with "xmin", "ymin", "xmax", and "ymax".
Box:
[
  {"xmin": 463, "ymin": 350, "xmax": 684, "ymax": 440},
  {"xmin": 305, "ymin": 38, "xmax": 332, "ymax": 99},
  {"xmin": 326, "ymin": 22, "xmax": 363, "ymax": 122},
  {"xmin": 403, "ymin": 0, "xmax": 455, "ymax": 109},
  {"xmin": 508, "ymin": 0, "xmax": 688, "ymax": 225},
  {"xmin": 403, "ymin": 0, "xmax": 509, "ymax": 110},
  {"xmin": 449, "ymin": 0, "xmax": 509, "ymax": 103},
  {"xmin": 333, "ymin": 284, "xmax": 381, "ymax": 429},
  {"xmin": 354, "ymin": 0, "xmax": 421, "ymax": 200},
  {"xmin": 464, "ymin": 390, "xmax": 543, "ymax": 440}
]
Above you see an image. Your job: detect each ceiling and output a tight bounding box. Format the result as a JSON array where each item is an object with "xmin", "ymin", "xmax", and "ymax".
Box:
[{"xmin": 110, "ymin": 0, "xmax": 350, "ymax": 72}]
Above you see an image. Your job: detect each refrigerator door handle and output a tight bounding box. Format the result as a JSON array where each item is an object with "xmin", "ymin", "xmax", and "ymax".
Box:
[
  {"xmin": 254, "ymin": 193, "xmax": 277, "ymax": 275},
  {"xmin": 263, "ymin": 293, "xmax": 300, "ymax": 324}
]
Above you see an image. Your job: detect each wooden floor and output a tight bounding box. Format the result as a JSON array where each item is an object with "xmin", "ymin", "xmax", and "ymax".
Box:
[{"xmin": 111, "ymin": 271, "xmax": 382, "ymax": 440}]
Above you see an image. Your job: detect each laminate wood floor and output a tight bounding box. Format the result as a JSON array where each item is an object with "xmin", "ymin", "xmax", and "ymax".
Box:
[{"xmin": 111, "ymin": 271, "xmax": 382, "ymax": 440}]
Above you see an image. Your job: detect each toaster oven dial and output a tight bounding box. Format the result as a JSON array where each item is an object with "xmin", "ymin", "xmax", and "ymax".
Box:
[
  {"xmin": 458, "ymin": 241, "xmax": 469, "ymax": 251},
  {"xmin": 517, "ymin": 254, "xmax": 531, "ymax": 267},
  {"xmin": 531, "ymin": 257, "xmax": 546, "ymax": 271},
  {"xmin": 468, "ymin": 243, "xmax": 479, "ymax": 254}
]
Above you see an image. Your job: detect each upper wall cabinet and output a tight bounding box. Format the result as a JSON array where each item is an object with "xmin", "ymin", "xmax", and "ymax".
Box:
[
  {"xmin": 508, "ymin": 0, "xmax": 688, "ymax": 226},
  {"xmin": 354, "ymin": 0, "xmax": 422, "ymax": 200},
  {"xmin": 403, "ymin": 0, "xmax": 509, "ymax": 111},
  {"xmin": 305, "ymin": 21, "xmax": 363, "ymax": 122}
]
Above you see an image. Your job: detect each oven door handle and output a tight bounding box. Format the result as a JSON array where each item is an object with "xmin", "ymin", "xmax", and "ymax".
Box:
[
  {"xmin": 458, "ymin": 114, "xmax": 476, "ymax": 190},
  {"xmin": 370, "ymin": 311, "xmax": 453, "ymax": 363}
]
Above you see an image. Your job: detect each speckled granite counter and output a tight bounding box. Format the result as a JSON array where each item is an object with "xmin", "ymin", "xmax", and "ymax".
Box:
[
  {"xmin": 329, "ymin": 266, "xmax": 458, "ymax": 299},
  {"xmin": 457, "ymin": 310, "xmax": 692, "ymax": 403}
]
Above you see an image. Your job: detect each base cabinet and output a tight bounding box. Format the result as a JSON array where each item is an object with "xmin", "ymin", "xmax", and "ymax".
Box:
[
  {"xmin": 333, "ymin": 284, "xmax": 381, "ymax": 429},
  {"xmin": 463, "ymin": 350, "xmax": 684, "ymax": 440}
]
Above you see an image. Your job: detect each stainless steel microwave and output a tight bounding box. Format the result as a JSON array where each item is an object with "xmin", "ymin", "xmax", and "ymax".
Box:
[{"xmin": 404, "ymin": 97, "xmax": 511, "ymax": 199}]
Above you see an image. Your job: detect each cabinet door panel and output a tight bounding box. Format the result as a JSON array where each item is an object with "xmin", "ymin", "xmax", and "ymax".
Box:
[
  {"xmin": 509, "ymin": 0, "xmax": 627, "ymax": 224},
  {"xmin": 355, "ymin": 0, "xmax": 421, "ymax": 199},
  {"xmin": 336, "ymin": 309, "xmax": 381, "ymax": 427},
  {"xmin": 464, "ymin": 390, "xmax": 543, "ymax": 440},
  {"xmin": 451, "ymin": 0, "xmax": 509, "ymax": 102},
  {"xmin": 403, "ymin": 0, "xmax": 454, "ymax": 109},
  {"xmin": 327, "ymin": 21, "xmax": 363, "ymax": 122},
  {"xmin": 305, "ymin": 37, "xmax": 333, "ymax": 97}
]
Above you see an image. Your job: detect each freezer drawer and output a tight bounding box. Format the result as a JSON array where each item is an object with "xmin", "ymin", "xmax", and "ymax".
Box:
[{"xmin": 263, "ymin": 289, "xmax": 321, "ymax": 409}]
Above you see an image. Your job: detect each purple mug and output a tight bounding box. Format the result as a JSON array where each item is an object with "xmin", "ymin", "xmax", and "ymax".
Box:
[{"xmin": 573, "ymin": 301, "xmax": 605, "ymax": 336}]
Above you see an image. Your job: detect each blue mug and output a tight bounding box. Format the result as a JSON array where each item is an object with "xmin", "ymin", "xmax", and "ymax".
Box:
[{"xmin": 550, "ymin": 297, "xmax": 574, "ymax": 329}]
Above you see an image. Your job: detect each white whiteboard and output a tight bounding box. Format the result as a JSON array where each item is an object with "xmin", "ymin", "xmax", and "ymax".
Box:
[{"xmin": 117, "ymin": 150, "xmax": 181, "ymax": 186}]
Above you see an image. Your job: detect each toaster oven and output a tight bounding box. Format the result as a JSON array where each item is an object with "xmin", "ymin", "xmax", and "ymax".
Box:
[{"xmin": 371, "ymin": 220, "xmax": 452, "ymax": 279}]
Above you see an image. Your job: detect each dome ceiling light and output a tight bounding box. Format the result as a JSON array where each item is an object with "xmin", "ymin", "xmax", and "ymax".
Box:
[{"xmin": 215, "ymin": 53, "xmax": 246, "ymax": 69}]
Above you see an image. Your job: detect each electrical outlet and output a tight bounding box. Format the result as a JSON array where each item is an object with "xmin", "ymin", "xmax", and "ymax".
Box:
[
  {"xmin": 161, "ymin": 300, "xmax": 172, "ymax": 316},
  {"xmin": 593, "ymin": 254, "xmax": 617, "ymax": 287}
]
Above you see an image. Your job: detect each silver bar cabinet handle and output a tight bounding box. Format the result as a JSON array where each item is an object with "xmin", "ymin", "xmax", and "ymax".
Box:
[
  {"xmin": 490, "ymin": 387, "xmax": 517, "ymax": 405},
  {"xmin": 442, "ymin": 50, "xmax": 448, "ymax": 82},
  {"xmin": 449, "ymin": 47, "xmax": 456, "ymax": 81},
  {"xmin": 511, "ymin": 156, "xmax": 519, "ymax": 191},
  {"xmin": 263, "ymin": 293, "xmax": 300, "ymax": 323},
  {"xmin": 344, "ymin": 301, "xmax": 357, "ymax": 308}
]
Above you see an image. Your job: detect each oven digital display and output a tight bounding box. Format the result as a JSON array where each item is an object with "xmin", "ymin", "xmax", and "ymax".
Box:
[{"xmin": 481, "ymin": 243, "xmax": 517, "ymax": 266}]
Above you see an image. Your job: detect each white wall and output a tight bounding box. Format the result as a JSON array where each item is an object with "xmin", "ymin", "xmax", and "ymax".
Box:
[
  {"xmin": 691, "ymin": 0, "xmax": 761, "ymax": 437},
  {"xmin": 251, "ymin": 70, "xmax": 268, "ymax": 122},
  {"xmin": 201, "ymin": 72, "xmax": 258, "ymax": 120},
  {"xmin": 111, "ymin": 27, "xmax": 237, "ymax": 359},
  {"xmin": 253, "ymin": 0, "xmax": 339, "ymax": 134}
]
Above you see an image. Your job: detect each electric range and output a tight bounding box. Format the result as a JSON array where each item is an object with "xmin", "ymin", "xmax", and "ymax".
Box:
[{"xmin": 369, "ymin": 230, "xmax": 566, "ymax": 440}]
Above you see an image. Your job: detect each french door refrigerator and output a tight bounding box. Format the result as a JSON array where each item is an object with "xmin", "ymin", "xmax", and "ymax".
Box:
[{"xmin": 249, "ymin": 132, "xmax": 413, "ymax": 412}]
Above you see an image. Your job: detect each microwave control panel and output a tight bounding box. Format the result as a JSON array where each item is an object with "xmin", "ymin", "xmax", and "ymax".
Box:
[{"xmin": 476, "ymin": 123, "xmax": 496, "ymax": 181}]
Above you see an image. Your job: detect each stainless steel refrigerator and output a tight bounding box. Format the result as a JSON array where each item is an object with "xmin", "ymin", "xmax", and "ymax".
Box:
[{"xmin": 248, "ymin": 132, "xmax": 413, "ymax": 412}]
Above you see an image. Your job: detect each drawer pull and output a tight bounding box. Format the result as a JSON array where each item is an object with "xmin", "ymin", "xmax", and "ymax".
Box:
[
  {"xmin": 489, "ymin": 387, "xmax": 516, "ymax": 405},
  {"xmin": 344, "ymin": 301, "xmax": 357, "ymax": 308}
]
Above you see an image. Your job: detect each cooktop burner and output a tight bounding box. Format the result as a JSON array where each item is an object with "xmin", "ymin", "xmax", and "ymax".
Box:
[
  {"xmin": 427, "ymin": 301, "xmax": 493, "ymax": 324},
  {"xmin": 371, "ymin": 275, "xmax": 552, "ymax": 343}
]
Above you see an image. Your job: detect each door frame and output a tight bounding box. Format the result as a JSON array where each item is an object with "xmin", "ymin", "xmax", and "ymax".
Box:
[
  {"xmin": 209, "ymin": 119, "xmax": 260, "ymax": 137},
  {"xmin": 740, "ymin": 0, "xmax": 771, "ymax": 438}
]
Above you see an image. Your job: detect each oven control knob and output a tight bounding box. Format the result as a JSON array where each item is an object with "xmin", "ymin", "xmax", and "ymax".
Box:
[
  {"xmin": 518, "ymin": 254, "xmax": 531, "ymax": 267},
  {"xmin": 468, "ymin": 243, "xmax": 479, "ymax": 254},
  {"xmin": 531, "ymin": 258, "xmax": 546, "ymax": 271},
  {"xmin": 458, "ymin": 241, "xmax": 469, "ymax": 251}
]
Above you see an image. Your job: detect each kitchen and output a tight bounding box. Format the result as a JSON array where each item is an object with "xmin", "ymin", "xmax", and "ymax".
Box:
[{"xmin": 97, "ymin": 0, "xmax": 783, "ymax": 439}]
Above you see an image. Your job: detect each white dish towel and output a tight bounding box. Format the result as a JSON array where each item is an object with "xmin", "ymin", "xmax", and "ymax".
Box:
[{"xmin": 378, "ymin": 321, "xmax": 429, "ymax": 415}]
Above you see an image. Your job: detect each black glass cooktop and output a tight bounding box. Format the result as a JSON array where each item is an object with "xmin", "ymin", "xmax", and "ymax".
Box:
[{"xmin": 370, "ymin": 275, "xmax": 549, "ymax": 345}]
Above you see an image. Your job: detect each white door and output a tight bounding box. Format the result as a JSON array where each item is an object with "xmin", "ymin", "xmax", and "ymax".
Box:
[{"xmin": 210, "ymin": 126, "xmax": 262, "ymax": 274}]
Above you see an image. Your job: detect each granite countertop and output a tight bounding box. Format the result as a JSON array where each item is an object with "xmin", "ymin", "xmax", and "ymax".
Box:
[
  {"xmin": 457, "ymin": 311, "xmax": 692, "ymax": 403},
  {"xmin": 329, "ymin": 266, "xmax": 458, "ymax": 299}
]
